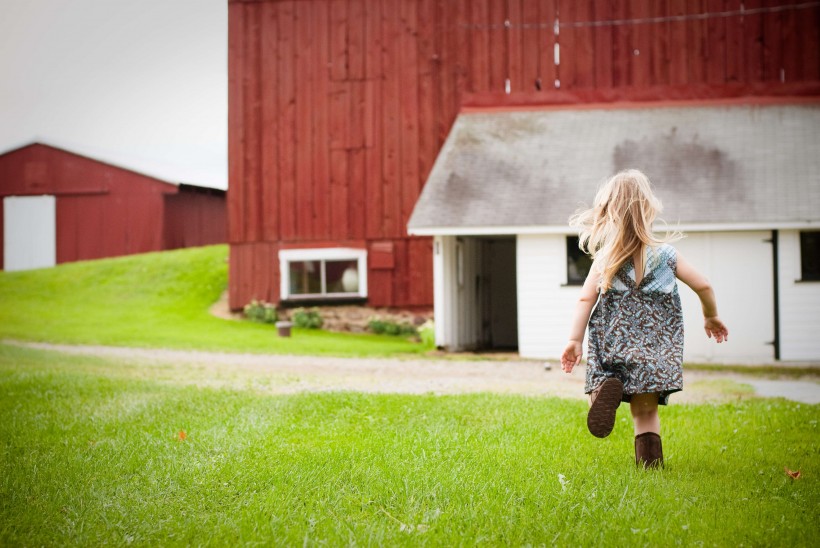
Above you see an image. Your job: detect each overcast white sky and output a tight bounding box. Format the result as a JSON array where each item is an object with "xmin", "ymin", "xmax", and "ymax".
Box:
[{"xmin": 0, "ymin": 0, "xmax": 228, "ymax": 189}]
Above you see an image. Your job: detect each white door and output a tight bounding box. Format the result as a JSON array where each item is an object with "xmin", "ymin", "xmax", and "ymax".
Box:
[
  {"xmin": 676, "ymin": 231, "xmax": 774, "ymax": 363},
  {"xmin": 3, "ymin": 195, "xmax": 56, "ymax": 271}
]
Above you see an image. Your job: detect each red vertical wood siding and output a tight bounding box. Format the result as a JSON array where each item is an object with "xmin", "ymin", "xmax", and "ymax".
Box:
[
  {"xmin": 164, "ymin": 189, "xmax": 228, "ymax": 250},
  {"xmin": 228, "ymin": 0, "xmax": 820, "ymax": 309}
]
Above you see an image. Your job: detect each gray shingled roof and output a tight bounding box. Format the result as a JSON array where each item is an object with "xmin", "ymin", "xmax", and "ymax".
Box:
[{"xmin": 407, "ymin": 102, "xmax": 820, "ymax": 234}]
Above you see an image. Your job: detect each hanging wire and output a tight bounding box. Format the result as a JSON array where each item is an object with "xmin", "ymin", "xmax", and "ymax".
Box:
[{"xmin": 460, "ymin": 1, "xmax": 820, "ymax": 30}]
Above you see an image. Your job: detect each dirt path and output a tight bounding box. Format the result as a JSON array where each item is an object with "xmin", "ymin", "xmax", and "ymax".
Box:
[{"xmin": 8, "ymin": 340, "xmax": 819, "ymax": 404}]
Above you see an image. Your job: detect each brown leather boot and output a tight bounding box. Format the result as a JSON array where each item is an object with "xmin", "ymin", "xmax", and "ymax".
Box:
[
  {"xmin": 635, "ymin": 432, "xmax": 664, "ymax": 469},
  {"xmin": 587, "ymin": 377, "xmax": 623, "ymax": 438}
]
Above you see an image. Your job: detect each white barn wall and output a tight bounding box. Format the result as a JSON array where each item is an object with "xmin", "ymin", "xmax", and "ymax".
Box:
[
  {"xmin": 674, "ymin": 231, "xmax": 774, "ymax": 363},
  {"xmin": 517, "ymin": 231, "xmax": 776, "ymax": 363},
  {"xmin": 778, "ymin": 230, "xmax": 820, "ymax": 360},
  {"xmin": 517, "ymin": 234, "xmax": 582, "ymax": 360}
]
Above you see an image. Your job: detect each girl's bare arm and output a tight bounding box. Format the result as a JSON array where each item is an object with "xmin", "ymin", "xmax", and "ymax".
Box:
[
  {"xmin": 561, "ymin": 267, "xmax": 601, "ymax": 372},
  {"xmin": 675, "ymin": 253, "xmax": 729, "ymax": 343}
]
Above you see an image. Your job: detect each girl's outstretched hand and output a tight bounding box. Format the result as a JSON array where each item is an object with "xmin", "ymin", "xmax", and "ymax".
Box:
[
  {"xmin": 704, "ymin": 316, "xmax": 729, "ymax": 343},
  {"xmin": 561, "ymin": 340, "xmax": 583, "ymax": 373}
]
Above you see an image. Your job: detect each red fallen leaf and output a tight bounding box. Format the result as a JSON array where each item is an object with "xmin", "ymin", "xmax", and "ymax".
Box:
[
  {"xmin": 176, "ymin": 430, "xmax": 188, "ymax": 442},
  {"xmin": 784, "ymin": 467, "xmax": 801, "ymax": 479}
]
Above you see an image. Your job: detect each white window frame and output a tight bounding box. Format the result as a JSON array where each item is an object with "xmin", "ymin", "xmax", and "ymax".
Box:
[{"xmin": 279, "ymin": 247, "xmax": 368, "ymax": 300}]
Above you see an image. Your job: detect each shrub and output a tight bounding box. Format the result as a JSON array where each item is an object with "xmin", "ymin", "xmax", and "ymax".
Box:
[
  {"xmin": 418, "ymin": 319, "xmax": 435, "ymax": 348},
  {"xmin": 367, "ymin": 317, "xmax": 418, "ymax": 337},
  {"xmin": 243, "ymin": 300, "xmax": 278, "ymax": 324},
  {"xmin": 291, "ymin": 307, "xmax": 324, "ymax": 329}
]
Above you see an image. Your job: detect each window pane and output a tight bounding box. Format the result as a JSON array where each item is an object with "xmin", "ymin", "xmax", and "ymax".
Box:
[
  {"xmin": 567, "ymin": 236, "xmax": 592, "ymax": 285},
  {"xmin": 800, "ymin": 231, "xmax": 820, "ymax": 281},
  {"xmin": 325, "ymin": 260, "xmax": 359, "ymax": 293},
  {"xmin": 289, "ymin": 260, "xmax": 322, "ymax": 295}
]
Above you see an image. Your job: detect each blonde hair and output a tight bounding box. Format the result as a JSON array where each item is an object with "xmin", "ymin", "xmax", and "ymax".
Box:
[{"xmin": 569, "ymin": 169, "xmax": 680, "ymax": 292}]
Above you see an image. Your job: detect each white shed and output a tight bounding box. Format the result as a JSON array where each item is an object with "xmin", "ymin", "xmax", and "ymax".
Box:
[{"xmin": 407, "ymin": 99, "xmax": 820, "ymax": 363}]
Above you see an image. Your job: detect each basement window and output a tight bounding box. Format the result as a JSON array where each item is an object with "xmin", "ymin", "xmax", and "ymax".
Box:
[
  {"xmin": 566, "ymin": 236, "xmax": 592, "ymax": 286},
  {"xmin": 800, "ymin": 231, "xmax": 820, "ymax": 281},
  {"xmin": 279, "ymin": 248, "xmax": 368, "ymax": 300}
]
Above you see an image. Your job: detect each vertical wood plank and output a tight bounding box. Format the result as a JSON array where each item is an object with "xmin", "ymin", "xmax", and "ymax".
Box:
[
  {"xmin": 798, "ymin": 4, "xmax": 820, "ymax": 80},
  {"xmin": 571, "ymin": 0, "xmax": 594, "ymax": 88},
  {"xmin": 244, "ymin": 5, "xmax": 262, "ymax": 242},
  {"xmin": 391, "ymin": 238, "xmax": 408, "ymax": 305},
  {"xmin": 454, "ymin": 0, "xmax": 471, "ymax": 106},
  {"xmin": 228, "ymin": 243, "xmax": 243, "ymax": 308},
  {"xmin": 294, "ymin": 1, "xmax": 315, "ymax": 240},
  {"xmin": 779, "ymin": 1, "xmax": 799, "ymax": 82},
  {"xmin": 686, "ymin": 0, "xmax": 707, "ymax": 84},
  {"xmin": 668, "ymin": 0, "xmax": 689, "ymax": 85},
  {"xmin": 400, "ymin": 0, "xmax": 420, "ymax": 232},
  {"xmin": 557, "ymin": 0, "xmax": 577, "ymax": 88},
  {"xmin": 312, "ymin": 1, "xmax": 331, "ymax": 239},
  {"xmin": 329, "ymin": 0, "xmax": 348, "ymax": 81},
  {"xmin": 408, "ymin": 238, "xmax": 434, "ymax": 306},
  {"xmin": 328, "ymin": 83, "xmax": 350, "ymax": 150},
  {"xmin": 329, "ymin": 149, "xmax": 349, "ymax": 239},
  {"xmin": 761, "ymin": 0, "xmax": 783, "ymax": 82},
  {"xmin": 742, "ymin": 0, "xmax": 765, "ymax": 83},
  {"xmin": 417, "ymin": 0, "xmax": 438, "ymax": 183},
  {"xmin": 227, "ymin": 2, "xmax": 245, "ymax": 243},
  {"xmin": 348, "ymin": 0, "xmax": 366, "ymax": 79},
  {"xmin": 260, "ymin": 1, "xmax": 279, "ymax": 241},
  {"xmin": 520, "ymin": 0, "xmax": 540, "ymax": 92},
  {"xmin": 650, "ymin": 0, "xmax": 671, "ymax": 86},
  {"xmin": 705, "ymin": 0, "xmax": 728, "ymax": 84},
  {"xmin": 508, "ymin": 0, "xmax": 524, "ymax": 92},
  {"xmin": 436, "ymin": 0, "xmax": 455, "ymax": 147},
  {"xmin": 348, "ymin": 148, "xmax": 366, "ymax": 239},
  {"xmin": 724, "ymin": 0, "xmax": 744, "ymax": 83},
  {"xmin": 592, "ymin": 0, "xmax": 613, "ymax": 88},
  {"xmin": 537, "ymin": 0, "xmax": 557, "ymax": 88},
  {"xmin": 364, "ymin": 0, "xmax": 384, "ymax": 239},
  {"xmin": 277, "ymin": 1, "xmax": 297, "ymax": 241},
  {"xmin": 470, "ymin": 0, "xmax": 491, "ymax": 92},
  {"xmin": 381, "ymin": 0, "xmax": 401, "ymax": 238},
  {"xmin": 264, "ymin": 243, "xmax": 280, "ymax": 303},
  {"xmin": 348, "ymin": 81, "xmax": 366, "ymax": 149},
  {"xmin": 611, "ymin": 0, "xmax": 632, "ymax": 87},
  {"xmin": 630, "ymin": 0, "xmax": 652, "ymax": 88},
  {"xmin": 488, "ymin": 0, "xmax": 507, "ymax": 93}
]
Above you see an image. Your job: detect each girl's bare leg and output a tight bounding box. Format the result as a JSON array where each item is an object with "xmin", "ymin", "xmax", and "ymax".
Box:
[{"xmin": 630, "ymin": 393, "xmax": 660, "ymax": 435}]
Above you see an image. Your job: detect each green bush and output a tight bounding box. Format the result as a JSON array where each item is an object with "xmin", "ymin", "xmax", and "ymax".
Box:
[
  {"xmin": 291, "ymin": 307, "xmax": 324, "ymax": 329},
  {"xmin": 367, "ymin": 317, "xmax": 418, "ymax": 337},
  {"xmin": 418, "ymin": 319, "xmax": 435, "ymax": 348},
  {"xmin": 243, "ymin": 300, "xmax": 278, "ymax": 324}
]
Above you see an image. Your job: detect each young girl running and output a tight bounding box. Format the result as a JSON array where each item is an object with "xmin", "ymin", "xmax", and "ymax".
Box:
[{"xmin": 560, "ymin": 169, "xmax": 729, "ymax": 468}]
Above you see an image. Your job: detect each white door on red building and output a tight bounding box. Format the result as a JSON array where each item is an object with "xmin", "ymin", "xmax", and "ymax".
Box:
[{"xmin": 3, "ymin": 195, "xmax": 56, "ymax": 271}]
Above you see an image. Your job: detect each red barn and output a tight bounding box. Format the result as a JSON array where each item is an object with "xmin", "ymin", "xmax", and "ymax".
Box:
[
  {"xmin": 227, "ymin": 0, "xmax": 820, "ymax": 311},
  {"xmin": 0, "ymin": 142, "xmax": 226, "ymax": 271}
]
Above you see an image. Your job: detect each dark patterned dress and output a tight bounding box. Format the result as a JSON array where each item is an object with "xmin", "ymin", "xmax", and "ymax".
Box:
[{"xmin": 585, "ymin": 244, "xmax": 684, "ymax": 405}]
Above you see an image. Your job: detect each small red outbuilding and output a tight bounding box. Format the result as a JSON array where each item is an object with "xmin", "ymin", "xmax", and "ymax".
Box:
[{"xmin": 0, "ymin": 142, "xmax": 226, "ymax": 271}]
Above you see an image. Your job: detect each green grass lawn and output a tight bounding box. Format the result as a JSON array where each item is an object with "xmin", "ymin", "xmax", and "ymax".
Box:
[
  {"xmin": 0, "ymin": 246, "xmax": 424, "ymax": 357},
  {"xmin": 1, "ymin": 344, "xmax": 817, "ymax": 546}
]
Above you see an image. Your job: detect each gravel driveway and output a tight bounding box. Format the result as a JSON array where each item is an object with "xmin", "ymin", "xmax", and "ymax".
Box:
[{"xmin": 9, "ymin": 340, "xmax": 819, "ymax": 404}]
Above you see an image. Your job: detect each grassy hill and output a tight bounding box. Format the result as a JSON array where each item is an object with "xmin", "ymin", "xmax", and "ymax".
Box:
[{"xmin": 0, "ymin": 245, "xmax": 424, "ymax": 357}]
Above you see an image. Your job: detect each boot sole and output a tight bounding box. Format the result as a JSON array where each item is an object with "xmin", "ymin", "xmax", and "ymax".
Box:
[{"xmin": 587, "ymin": 378, "xmax": 624, "ymax": 438}]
